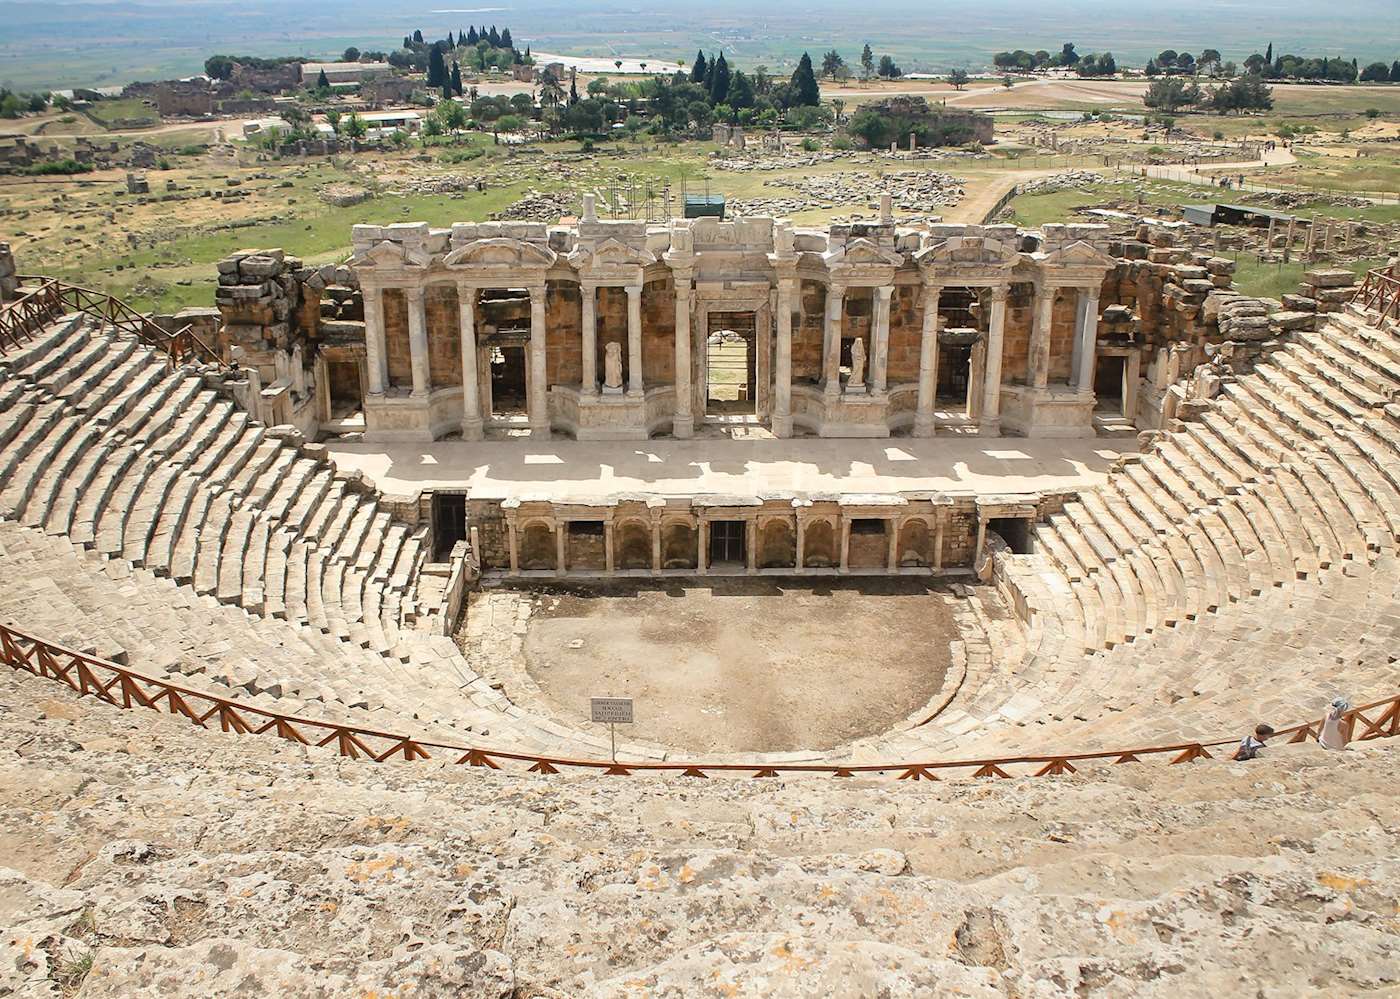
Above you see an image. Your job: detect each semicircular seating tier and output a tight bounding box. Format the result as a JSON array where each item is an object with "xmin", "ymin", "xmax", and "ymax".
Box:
[{"xmin": 1, "ymin": 303, "xmax": 1397, "ymax": 766}]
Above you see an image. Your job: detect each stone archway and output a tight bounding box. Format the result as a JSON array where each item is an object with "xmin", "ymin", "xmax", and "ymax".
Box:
[
  {"xmin": 616, "ymin": 520, "xmax": 651, "ymax": 570},
  {"xmin": 758, "ymin": 519, "xmax": 797, "ymax": 569},
  {"xmin": 898, "ymin": 519, "xmax": 933, "ymax": 567},
  {"xmin": 802, "ymin": 520, "xmax": 836, "ymax": 568},
  {"xmin": 662, "ymin": 522, "xmax": 698, "ymax": 569},
  {"xmin": 520, "ymin": 522, "xmax": 556, "ymax": 571}
]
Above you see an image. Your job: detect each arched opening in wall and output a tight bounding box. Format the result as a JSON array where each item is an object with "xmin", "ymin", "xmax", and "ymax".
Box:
[
  {"xmin": 705, "ymin": 311, "xmax": 757, "ymax": 417},
  {"xmin": 936, "ymin": 288, "xmax": 982, "ymax": 409},
  {"xmin": 616, "ymin": 521, "xmax": 651, "ymax": 570},
  {"xmin": 897, "ymin": 519, "xmax": 933, "ymax": 567},
  {"xmin": 848, "ymin": 518, "xmax": 890, "ymax": 569},
  {"xmin": 662, "ymin": 523, "xmax": 698, "ymax": 569},
  {"xmin": 566, "ymin": 521, "xmax": 606, "ymax": 571},
  {"xmin": 758, "ymin": 519, "xmax": 796, "ymax": 569},
  {"xmin": 520, "ymin": 523, "xmax": 556, "ymax": 571},
  {"xmin": 803, "ymin": 520, "xmax": 836, "ymax": 568},
  {"xmin": 988, "ymin": 516, "xmax": 1033, "ymax": 555}
]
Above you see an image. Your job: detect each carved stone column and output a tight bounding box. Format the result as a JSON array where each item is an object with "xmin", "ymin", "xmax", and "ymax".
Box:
[
  {"xmin": 604, "ymin": 518, "xmax": 615, "ymax": 573},
  {"xmin": 625, "ymin": 284, "xmax": 643, "ymax": 397},
  {"xmin": 406, "ymin": 286, "xmax": 430, "ymax": 398},
  {"xmin": 506, "ymin": 519, "xmax": 519, "ymax": 574},
  {"xmin": 772, "ymin": 277, "xmax": 795, "ymax": 437},
  {"xmin": 886, "ymin": 519, "xmax": 899, "ymax": 571},
  {"xmin": 746, "ymin": 519, "xmax": 758, "ymax": 575},
  {"xmin": 457, "ymin": 282, "xmax": 483, "ymax": 440},
  {"xmin": 555, "ymin": 522, "xmax": 567, "ymax": 577},
  {"xmin": 580, "ymin": 282, "xmax": 597, "ymax": 394},
  {"xmin": 650, "ymin": 517, "xmax": 662, "ymax": 573},
  {"xmin": 362, "ymin": 283, "xmax": 386, "ymax": 395},
  {"xmin": 1076, "ymin": 291, "xmax": 1101, "ymax": 395},
  {"xmin": 528, "ymin": 284, "xmax": 550, "ymax": 439},
  {"xmin": 672, "ymin": 272, "xmax": 693, "ymax": 438},
  {"xmin": 979, "ymin": 285, "xmax": 1009, "ymax": 436},
  {"xmin": 1028, "ymin": 284, "xmax": 1055, "ymax": 389},
  {"xmin": 872, "ymin": 285, "xmax": 893, "ymax": 395},
  {"xmin": 823, "ymin": 283, "xmax": 845, "ymax": 398},
  {"xmin": 697, "ymin": 519, "xmax": 708, "ymax": 575},
  {"xmin": 839, "ymin": 517, "xmax": 851, "ymax": 573},
  {"xmin": 1069, "ymin": 288, "xmax": 1089, "ymax": 387},
  {"xmin": 914, "ymin": 283, "xmax": 941, "ymax": 437}
]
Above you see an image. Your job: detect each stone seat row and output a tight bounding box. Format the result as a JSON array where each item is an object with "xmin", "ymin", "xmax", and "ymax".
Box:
[{"xmin": 0, "ymin": 316, "xmax": 437, "ymax": 660}]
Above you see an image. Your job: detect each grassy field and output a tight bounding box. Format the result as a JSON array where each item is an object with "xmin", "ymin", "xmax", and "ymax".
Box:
[{"xmin": 1231, "ymin": 255, "xmax": 1388, "ymax": 299}]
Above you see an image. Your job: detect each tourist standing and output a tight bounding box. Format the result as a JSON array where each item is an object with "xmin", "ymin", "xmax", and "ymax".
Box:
[{"xmin": 1319, "ymin": 698, "xmax": 1351, "ymax": 751}]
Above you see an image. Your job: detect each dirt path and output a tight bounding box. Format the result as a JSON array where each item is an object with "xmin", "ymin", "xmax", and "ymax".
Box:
[{"xmin": 946, "ymin": 167, "xmax": 1068, "ymax": 223}]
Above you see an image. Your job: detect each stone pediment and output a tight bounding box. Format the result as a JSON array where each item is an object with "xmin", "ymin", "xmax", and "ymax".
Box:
[
  {"xmin": 348, "ymin": 240, "xmax": 432, "ymax": 271},
  {"xmin": 443, "ymin": 238, "xmax": 556, "ymax": 269},
  {"xmin": 567, "ymin": 238, "xmax": 656, "ymax": 273},
  {"xmin": 1039, "ymin": 239, "xmax": 1116, "ymax": 270},
  {"xmin": 823, "ymin": 237, "xmax": 903, "ymax": 269},
  {"xmin": 914, "ymin": 235, "xmax": 1020, "ymax": 271}
]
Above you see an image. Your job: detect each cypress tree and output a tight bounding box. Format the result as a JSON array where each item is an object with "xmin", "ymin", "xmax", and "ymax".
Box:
[
  {"xmin": 1391, "ymin": 60, "xmax": 1400, "ymax": 83},
  {"xmin": 1264, "ymin": 42, "xmax": 1272, "ymax": 64},
  {"xmin": 467, "ymin": 26, "xmax": 478, "ymax": 45},
  {"xmin": 501, "ymin": 28, "xmax": 512, "ymax": 49},
  {"xmin": 488, "ymin": 25, "xmax": 501, "ymax": 47},
  {"xmin": 790, "ymin": 51, "xmax": 820, "ymax": 106},
  {"xmin": 316, "ymin": 68, "xmax": 329, "ymax": 89},
  {"xmin": 451, "ymin": 61, "xmax": 463, "ymax": 95},
  {"xmin": 447, "ymin": 30, "xmax": 455, "ymax": 48},
  {"xmin": 708, "ymin": 52, "xmax": 730, "ymax": 103},
  {"xmin": 428, "ymin": 45, "xmax": 446, "ymax": 87},
  {"xmin": 413, "ymin": 29, "xmax": 423, "ymax": 45},
  {"xmin": 691, "ymin": 49, "xmax": 708, "ymax": 83}
]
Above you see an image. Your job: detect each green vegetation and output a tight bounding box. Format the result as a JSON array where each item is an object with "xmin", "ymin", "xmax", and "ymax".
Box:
[
  {"xmin": 17, "ymin": 158, "xmax": 92, "ymax": 176},
  {"xmin": 84, "ymin": 97, "xmax": 159, "ymax": 129},
  {"xmin": 1232, "ymin": 256, "xmax": 1387, "ymax": 299}
]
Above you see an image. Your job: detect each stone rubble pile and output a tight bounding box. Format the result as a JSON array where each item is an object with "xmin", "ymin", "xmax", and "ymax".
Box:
[
  {"xmin": 1297, "ymin": 267, "xmax": 1363, "ymax": 315},
  {"xmin": 1016, "ymin": 171, "xmax": 1102, "ymax": 196},
  {"xmin": 731, "ymin": 169, "xmax": 965, "ymax": 217},
  {"xmin": 490, "ymin": 189, "xmax": 576, "ymax": 222},
  {"xmin": 318, "ymin": 183, "xmax": 373, "ymax": 207}
]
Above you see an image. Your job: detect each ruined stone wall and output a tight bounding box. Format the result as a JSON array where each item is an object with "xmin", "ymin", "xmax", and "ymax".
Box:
[
  {"xmin": 427, "ymin": 285, "xmax": 462, "ymax": 388},
  {"xmin": 794, "ymin": 280, "xmax": 827, "ymax": 383},
  {"xmin": 382, "ymin": 289, "xmax": 412, "ymax": 388},
  {"xmin": 942, "ymin": 503, "xmax": 979, "ymax": 569},
  {"xmin": 546, "ymin": 282, "xmax": 582, "ymax": 389},
  {"xmin": 886, "ymin": 284, "xmax": 922, "ymax": 385},
  {"xmin": 642, "ymin": 277, "xmax": 676, "ymax": 386},
  {"xmin": 0, "ymin": 243, "xmax": 18, "ymax": 302}
]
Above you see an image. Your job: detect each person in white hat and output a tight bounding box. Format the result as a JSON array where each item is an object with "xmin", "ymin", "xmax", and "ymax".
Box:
[{"xmin": 1319, "ymin": 698, "xmax": 1350, "ymax": 751}]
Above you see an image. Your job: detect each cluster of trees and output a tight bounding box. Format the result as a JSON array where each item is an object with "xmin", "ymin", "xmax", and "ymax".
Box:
[
  {"xmin": 1144, "ymin": 74, "xmax": 1274, "ymax": 114},
  {"xmin": 203, "ymin": 54, "xmax": 300, "ymax": 80},
  {"xmin": 846, "ymin": 106, "xmax": 980, "ymax": 148},
  {"xmin": 992, "ymin": 43, "xmax": 1086, "ymax": 72},
  {"xmin": 688, "ymin": 50, "xmax": 821, "ymax": 111},
  {"xmin": 1360, "ymin": 61, "xmax": 1400, "ymax": 83},
  {"xmin": 387, "ymin": 25, "xmax": 530, "ymax": 80},
  {"xmin": 0, "ymin": 88, "xmax": 50, "ymax": 118}
]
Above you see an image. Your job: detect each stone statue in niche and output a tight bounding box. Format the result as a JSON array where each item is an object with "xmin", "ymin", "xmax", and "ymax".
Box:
[
  {"xmin": 847, "ymin": 338, "xmax": 866, "ymax": 391},
  {"xmin": 603, "ymin": 341, "xmax": 624, "ymax": 394}
]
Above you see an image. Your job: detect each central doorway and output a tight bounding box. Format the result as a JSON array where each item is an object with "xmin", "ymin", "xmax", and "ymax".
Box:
[
  {"xmin": 708, "ymin": 520, "xmax": 747, "ymax": 566},
  {"xmin": 705, "ymin": 312, "xmax": 757, "ymax": 417},
  {"xmin": 488, "ymin": 335, "xmax": 528, "ymax": 417}
]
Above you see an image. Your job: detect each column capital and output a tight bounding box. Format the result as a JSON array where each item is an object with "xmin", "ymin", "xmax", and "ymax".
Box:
[
  {"xmin": 454, "ymin": 278, "xmax": 477, "ymax": 293},
  {"xmin": 405, "ymin": 284, "xmax": 425, "ymax": 304},
  {"xmin": 526, "ymin": 282, "xmax": 547, "ymax": 299},
  {"xmin": 923, "ymin": 279, "xmax": 945, "ymax": 293},
  {"xmin": 625, "ymin": 283, "xmax": 643, "ymax": 296},
  {"xmin": 826, "ymin": 282, "xmax": 846, "ymax": 297},
  {"xmin": 989, "ymin": 284, "xmax": 1010, "ymax": 304},
  {"xmin": 875, "ymin": 284, "xmax": 894, "ymax": 301}
]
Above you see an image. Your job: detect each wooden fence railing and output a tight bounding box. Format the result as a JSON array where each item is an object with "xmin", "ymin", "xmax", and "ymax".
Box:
[
  {"xmin": 4, "ymin": 622, "xmax": 1396, "ymax": 779},
  {"xmin": 1355, "ymin": 267, "xmax": 1400, "ymax": 329},
  {"xmin": 0, "ymin": 277, "xmax": 225, "ymax": 369}
]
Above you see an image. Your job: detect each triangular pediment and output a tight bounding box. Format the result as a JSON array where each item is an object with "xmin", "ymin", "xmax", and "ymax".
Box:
[
  {"xmin": 823, "ymin": 237, "xmax": 903, "ymax": 268},
  {"xmin": 568, "ymin": 237, "xmax": 656, "ymax": 271},
  {"xmin": 444, "ymin": 237, "xmax": 556, "ymax": 268},
  {"xmin": 915, "ymin": 236, "xmax": 1020, "ymax": 269},
  {"xmin": 349, "ymin": 240, "xmax": 431, "ymax": 269},
  {"xmin": 1041, "ymin": 239, "xmax": 1116, "ymax": 268}
]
